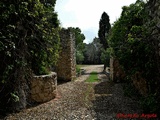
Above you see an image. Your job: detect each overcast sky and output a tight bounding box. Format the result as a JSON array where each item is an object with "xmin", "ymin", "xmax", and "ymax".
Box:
[{"xmin": 55, "ymin": 0, "xmax": 137, "ymax": 44}]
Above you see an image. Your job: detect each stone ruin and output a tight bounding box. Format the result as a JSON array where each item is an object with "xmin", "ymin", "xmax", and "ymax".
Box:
[
  {"xmin": 56, "ymin": 28, "xmax": 76, "ymax": 81},
  {"xmin": 30, "ymin": 72, "xmax": 57, "ymax": 102},
  {"xmin": 109, "ymin": 57, "xmax": 125, "ymax": 83},
  {"xmin": 30, "ymin": 28, "xmax": 76, "ymax": 103}
]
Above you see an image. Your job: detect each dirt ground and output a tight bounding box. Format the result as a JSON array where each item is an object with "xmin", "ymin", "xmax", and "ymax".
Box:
[{"xmin": 4, "ymin": 65, "xmax": 151, "ymax": 120}]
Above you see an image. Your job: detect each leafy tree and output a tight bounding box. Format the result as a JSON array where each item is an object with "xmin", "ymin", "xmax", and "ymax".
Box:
[
  {"xmin": 68, "ymin": 27, "xmax": 85, "ymax": 64},
  {"xmin": 68, "ymin": 27, "xmax": 85, "ymax": 48},
  {"xmin": 109, "ymin": 0, "xmax": 159, "ymax": 113},
  {"xmin": 27, "ymin": 0, "xmax": 60, "ymax": 75},
  {"xmin": 83, "ymin": 38, "xmax": 102, "ymax": 64},
  {"xmin": 109, "ymin": 0, "xmax": 146, "ymax": 75},
  {"xmin": 76, "ymin": 50, "xmax": 84, "ymax": 64},
  {"xmin": 100, "ymin": 48, "xmax": 111, "ymax": 67}
]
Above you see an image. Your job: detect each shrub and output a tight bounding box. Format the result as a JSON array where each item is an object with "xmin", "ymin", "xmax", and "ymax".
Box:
[{"xmin": 0, "ymin": 0, "xmax": 60, "ymax": 112}]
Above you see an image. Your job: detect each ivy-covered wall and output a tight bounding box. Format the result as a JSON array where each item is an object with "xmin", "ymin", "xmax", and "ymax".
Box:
[{"xmin": 0, "ymin": 0, "xmax": 60, "ymax": 113}]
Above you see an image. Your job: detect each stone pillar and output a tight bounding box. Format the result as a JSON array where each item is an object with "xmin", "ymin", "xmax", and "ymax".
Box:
[
  {"xmin": 57, "ymin": 28, "xmax": 76, "ymax": 81},
  {"xmin": 109, "ymin": 57, "xmax": 114, "ymax": 81}
]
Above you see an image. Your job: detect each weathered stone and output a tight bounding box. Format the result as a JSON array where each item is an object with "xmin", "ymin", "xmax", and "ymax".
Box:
[
  {"xmin": 31, "ymin": 86, "xmax": 40, "ymax": 94},
  {"xmin": 56, "ymin": 28, "xmax": 76, "ymax": 81},
  {"xmin": 109, "ymin": 57, "xmax": 114, "ymax": 81},
  {"xmin": 43, "ymin": 93, "xmax": 48, "ymax": 98},
  {"xmin": 30, "ymin": 72, "xmax": 57, "ymax": 103},
  {"xmin": 110, "ymin": 57, "xmax": 125, "ymax": 82}
]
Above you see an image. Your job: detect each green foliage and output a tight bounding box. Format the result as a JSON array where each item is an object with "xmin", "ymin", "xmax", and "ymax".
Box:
[
  {"xmin": 0, "ymin": 0, "xmax": 60, "ymax": 112},
  {"xmin": 98, "ymin": 12, "xmax": 111, "ymax": 50},
  {"xmin": 76, "ymin": 65, "xmax": 81, "ymax": 74},
  {"xmin": 85, "ymin": 71, "xmax": 99, "ymax": 82},
  {"xmin": 123, "ymin": 83, "xmax": 141, "ymax": 98},
  {"xmin": 68, "ymin": 27, "xmax": 85, "ymax": 48},
  {"xmin": 68, "ymin": 27, "xmax": 85, "ymax": 64},
  {"xmin": 140, "ymin": 94, "xmax": 158, "ymax": 113},
  {"xmin": 76, "ymin": 50, "xmax": 84, "ymax": 64},
  {"xmin": 0, "ymin": 0, "xmax": 60, "ymax": 75},
  {"xmin": 83, "ymin": 38, "xmax": 102, "ymax": 64},
  {"xmin": 108, "ymin": 0, "xmax": 159, "ymax": 113},
  {"xmin": 27, "ymin": 0, "xmax": 60, "ymax": 75},
  {"xmin": 100, "ymin": 48, "xmax": 111, "ymax": 66},
  {"xmin": 123, "ymin": 83, "xmax": 158, "ymax": 113},
  {"xmin": 109, "ymin": 0, "xmax": 148, "ymax": 75},
  {"xmin": 10, "ymin": 92, "xmax": 19, "ymax": 102}
]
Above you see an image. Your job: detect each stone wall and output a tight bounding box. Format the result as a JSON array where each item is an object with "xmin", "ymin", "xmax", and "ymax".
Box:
[
  {"xmin": 30, "ymin": 72, "xmax": 57, "ymax": 102},
  {"xmin": 56, "ymin": 28, "xmax": 76, "ymax": 81},
  {"xmin": 110, "ymin": 57, "xmax": 125, "ymax": 82}
]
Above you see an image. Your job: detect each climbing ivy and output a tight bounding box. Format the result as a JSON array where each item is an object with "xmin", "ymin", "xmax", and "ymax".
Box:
[{"xmin": 0, "ymin": 0, "xmax": 60, "ymax": 113}]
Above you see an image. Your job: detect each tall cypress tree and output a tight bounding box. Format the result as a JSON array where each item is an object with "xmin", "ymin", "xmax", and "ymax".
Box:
[
  {"xmin": 98, "ymin": 12, "xmax": 111, "ymax": 50},
  {"xmin": 98, "ymin": 12, "xmax": 111, "ymax": 71}
]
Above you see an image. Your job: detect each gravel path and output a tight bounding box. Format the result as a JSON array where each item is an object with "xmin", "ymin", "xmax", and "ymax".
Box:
[{"xmin": 5, "ymin": 65, "xmax": 146, "ymax": 120}]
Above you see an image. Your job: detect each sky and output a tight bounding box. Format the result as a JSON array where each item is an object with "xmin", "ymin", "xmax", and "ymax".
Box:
[{"xmin": 55, "ymin": 0, "xmax": 137, "ymax": 44}]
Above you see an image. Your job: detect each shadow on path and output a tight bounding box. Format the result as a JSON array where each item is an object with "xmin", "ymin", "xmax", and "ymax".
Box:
[
  {"xmin": 92, "ymin": 75, "xmax": 144, "ymax": 119},
  {"xmin": 92, "ymin": 81, "xmax": 118, "ymax": 119}
]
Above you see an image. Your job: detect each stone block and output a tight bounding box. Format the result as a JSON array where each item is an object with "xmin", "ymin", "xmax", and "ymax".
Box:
[
  {"xmin": 110, "ymin": 57, "xmax": 125, "ymax": 82},
  {"xmin": 30, "ymin": 72, "xmax": 57, "ymax": 103},
  {"xmin": 56, "ymin": 28, "xmax": 76, "ymax": 81}
]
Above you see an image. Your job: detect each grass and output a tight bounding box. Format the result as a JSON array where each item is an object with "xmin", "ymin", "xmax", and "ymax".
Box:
[
  {"xmin": 76, "ymin": 64, "xmax": 89, "ymax": 75},
  {"xmin": 76, "ymin": 65, "xmax": 81, "ymax": 73},
  {"xmin": 85, "ymin": 71, "xmax": 100, "ymax": 82},
  {"xmin": 76, "ymin": 64, "xmax": 90, "ymax": 68}
]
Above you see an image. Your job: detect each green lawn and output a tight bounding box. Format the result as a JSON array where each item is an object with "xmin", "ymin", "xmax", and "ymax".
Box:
[{"xmin": 85, "ymin": 71, "xmax": 100, "ymax": 82}]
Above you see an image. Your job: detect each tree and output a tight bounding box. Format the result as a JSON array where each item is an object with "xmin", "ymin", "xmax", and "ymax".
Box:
[
  {"xmin": 109, "ymin": 0, "xmax": 159, "ymax": 113},
  {"xmin": 0, "ymin": 0, "xmax": 60, "ymax": 113},
  {"xmin": 109, "ymin": 0, "xmax": 146, "ymax": 73},
  {"xmin": 68, "ymin": 27, "xmax": 85, "ymax": 64},
  {"xmin": 98, "ymin": 12, "xmax": 111, "ymax": 71},
  {"xmin": 68, "ymin": 27, "xmax": 85, "ymax": 48},
  {"xmin": 100, "ymin": 48, "xmax": 111, "ymax": 67},
  {"xmin": 83, "ymin": 37, "xmax": 102, "ymax": 64},
  {"xmin": 76, "ymin": 51, "xmax": 84, "ymax": 64},
  {"xmin": 98, "ymin": 12, "xmax": 111, "ymax": 50}
]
